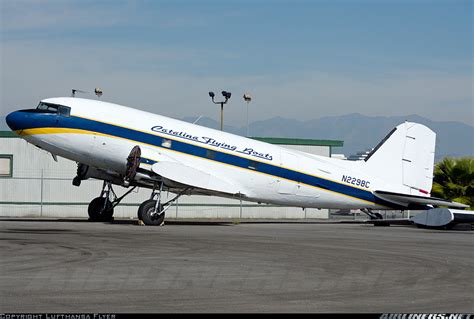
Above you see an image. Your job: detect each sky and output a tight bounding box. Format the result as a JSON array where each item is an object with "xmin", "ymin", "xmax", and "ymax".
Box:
[{"xmin": 1, "ymin": 0, "xmax": 472, "ymax": 127}]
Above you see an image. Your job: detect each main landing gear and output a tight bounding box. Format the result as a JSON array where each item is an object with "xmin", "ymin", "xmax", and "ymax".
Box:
[
  {"xmin": 88, "ymin": 181, "xmax": 137, "ymax": 222},
  {"xmin": 84, "ymin": 144, "xmax": 189, "ymax": 225},
  {"xmin": 361, "ymin": 208, "xmax": 383, "ymax": 220},
  {"xmin": 137, "ymin": 183, "xmax": 190, "ymax": 226},
  {"xmin": 85, "ymin": 145, "xmax": 141, "ymax": 222},
  {"xmin": 88, "ymin": 180, "xmax": 188, "ymax": 225},
  {"xmin": 361, "ymin": 208, "xmax": 391, "ymax": 226}
]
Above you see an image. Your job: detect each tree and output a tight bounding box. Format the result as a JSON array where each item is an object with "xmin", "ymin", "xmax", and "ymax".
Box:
[{"xmin": 431, "ymin": 157, "xmax": 474, "ymax": 209}]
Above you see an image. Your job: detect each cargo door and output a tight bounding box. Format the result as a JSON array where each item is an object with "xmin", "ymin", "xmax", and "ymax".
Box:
[{"xmin": 277, "ymin": 150, "xmax": 299, "ymax": 195}]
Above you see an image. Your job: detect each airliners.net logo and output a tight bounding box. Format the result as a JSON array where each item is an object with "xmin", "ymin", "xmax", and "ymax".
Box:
[{"xmin": 380, "ymin": 314, "xmax": 472, "ymax": 319}]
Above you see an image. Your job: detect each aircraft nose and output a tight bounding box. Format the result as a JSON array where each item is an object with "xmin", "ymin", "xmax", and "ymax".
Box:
[{"xmin": 5, "ymin": 111, "xmax": 24, "ymax": 131}]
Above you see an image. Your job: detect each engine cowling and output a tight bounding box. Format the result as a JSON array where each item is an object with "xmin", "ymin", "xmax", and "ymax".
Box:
[
  {"xmin": 72, "ymin": 145, "xmax": 142, "ymax": 187},
  {"xmin": 72, "ymin": 163, "xmax": 123, "ymax": 186}
]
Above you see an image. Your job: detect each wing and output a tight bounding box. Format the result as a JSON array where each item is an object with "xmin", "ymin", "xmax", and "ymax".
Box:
[
  {"xmin": 151, "ymin": 161, "xmax": 247, "ymax": 196},
  {"xmin": 373, "ymin": 190, "xmax": 469, "ymax": 209}
]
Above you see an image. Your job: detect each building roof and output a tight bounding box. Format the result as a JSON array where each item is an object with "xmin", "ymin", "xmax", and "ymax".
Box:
[
  {"xmin": 0, "ymin": 131, "xmax": 18, "ymax": 138},
  {"xmin": 251, "ymin": 137, "xmax": 343, "ymax": 147},
  {"xmin": 0, "ymin": 131, "xmax": 343, "ymax": 147}
]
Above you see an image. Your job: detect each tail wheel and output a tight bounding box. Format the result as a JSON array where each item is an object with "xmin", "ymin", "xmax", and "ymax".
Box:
[
  {"xmin": 138, "ymin": 199, "xmax": 165, "ymax": 226},
  {"xmin": 88, "ymin": 197, "xmax": 114, "ymax": 222}
]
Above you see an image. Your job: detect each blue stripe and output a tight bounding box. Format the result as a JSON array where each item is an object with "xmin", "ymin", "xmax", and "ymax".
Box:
[
  {"xmin": 15, "ymin": 111, "xmax": 404, "ymax": 208},
  {"xmin": 140, "ymin": 157, "xmax": 156, "ymax": 165}
]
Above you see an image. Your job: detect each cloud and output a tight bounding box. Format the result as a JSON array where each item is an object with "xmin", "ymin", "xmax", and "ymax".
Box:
[
  {"xmin": 1, "ymin": 39, "xmax": 472, "ymax": 127},
  {"xmin": 1, "ymin": 1, "xmax": 129, "ymax": 31},
  {"xmin": 1, "ymin": 0, "xmax": 215, "ymax": 34}
]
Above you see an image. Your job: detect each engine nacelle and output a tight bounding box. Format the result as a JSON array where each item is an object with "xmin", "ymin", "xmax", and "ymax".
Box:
[
  {"xmin": 72, "ymin": 163, "xmax": 123, "ymax": 186},
  {"xmin": 72, "ymin": 145, "xmax": 142, "ymax": 187}
]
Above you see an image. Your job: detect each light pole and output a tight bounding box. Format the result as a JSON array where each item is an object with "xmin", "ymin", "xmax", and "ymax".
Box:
[
  {"xmin": 209, "ymin": 90, "xmax": 231, "ymax": 131},
  {"xmin": 243, "ymin": 93, "xmax": 252, "ymax": 137}
]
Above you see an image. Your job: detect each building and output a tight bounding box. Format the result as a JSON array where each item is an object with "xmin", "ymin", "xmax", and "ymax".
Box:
[
  {"xmin": 0, "ymin": 131, "xmax": 343, "ymax": 219},
  {"xmin": 347, "ymin": 149, "xmax": 373, "ymax": 161}
]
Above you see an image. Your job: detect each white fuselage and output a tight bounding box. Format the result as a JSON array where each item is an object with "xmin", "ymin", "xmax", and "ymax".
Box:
[{"xmin": 13, "ymin": 97, "xmax": 397, "ymax": 210}]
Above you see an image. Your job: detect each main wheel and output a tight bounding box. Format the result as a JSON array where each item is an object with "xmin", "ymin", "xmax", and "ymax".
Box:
[
  {"xmin": 88, "ymin": 197, "xmax": 114, "ymax": 222},
  {"xmin": 137, "ymin": 199, "xmax": 152, "ymax": 221},
  {"xmin": 138, "ymin": 199, "xmax": 165, "ymax": 226}
]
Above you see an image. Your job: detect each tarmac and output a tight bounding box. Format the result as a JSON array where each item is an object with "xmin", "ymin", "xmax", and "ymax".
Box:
[{"xmin": 0, "ymin": 218, "xmax": 473, "ymax": 313}]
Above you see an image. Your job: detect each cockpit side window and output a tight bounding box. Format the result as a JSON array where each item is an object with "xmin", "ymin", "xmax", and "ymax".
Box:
[
  {"xmin": 37, "ymin": 102, "xmax": 58, "ymax": 112},
  {"xmin": 58, "ymin": 106, "xmax": 71, "ymax": 117},
  {"xmin": 36, "ymin": 102, "xmax": 71, "ymax": 117}
]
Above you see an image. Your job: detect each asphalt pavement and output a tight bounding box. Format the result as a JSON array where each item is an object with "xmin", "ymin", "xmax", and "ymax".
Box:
[{"xmin": 0, "ymin": 218, "xmax": 473, "ymax": 313}]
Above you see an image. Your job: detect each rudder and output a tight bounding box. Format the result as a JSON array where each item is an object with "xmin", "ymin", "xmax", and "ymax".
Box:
[{"xmin": 363, "ymin": 122, "xmax": 436, "ymax": 195}]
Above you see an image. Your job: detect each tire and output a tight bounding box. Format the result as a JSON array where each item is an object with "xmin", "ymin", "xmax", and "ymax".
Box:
[
  {"xmin": 138, "ymin": 199, "xmax": 165, "ymax": 226},
  {"xmin": 374, "ymin": 212, "xmax": 384, "ymax": 219},
  {"xmin": 137, "ymin": 199, "xmax": 153, "ymax": 221},
  {"xmin": 88, "ymin": 197, "xmax": 114, "ymax": 222}
]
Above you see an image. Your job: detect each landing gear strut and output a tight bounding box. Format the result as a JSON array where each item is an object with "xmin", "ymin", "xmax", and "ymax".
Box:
[
  {"xmin": 138, "ymin": 183, "xmax": 190, "ymax": 226},
  {"xmin": 88, "ymin": 181, "xmax": 137, "ymax": 222},
  {"xmin": 361, "ymin": 208, "xmax": 390, "ymax": 226},
  {"xmin": 361, "ymin": 208, "xmax": 384, "ymax": 220}
]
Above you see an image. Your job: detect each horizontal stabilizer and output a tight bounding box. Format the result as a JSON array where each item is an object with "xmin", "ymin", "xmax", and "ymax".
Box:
[
  {"xmin": 373, "ymin": 190, "xmax": 469, "ymax": 209},
  {"xmin": 411, "ymin": 208, "xmax": 454, "ymax": 227},
  {"xmin": 151, "ymin": 161, "xmax": 245, "ymax": 195},
  {"xmin": 411, "ymin": 208, "xmax": 474, "ymax": 227}
]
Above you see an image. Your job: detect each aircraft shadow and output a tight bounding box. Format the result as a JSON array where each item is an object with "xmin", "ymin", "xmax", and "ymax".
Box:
[
  {"xmin": 0, "ymin": 218, "xmax": 233, "ymax": 227},
  {"xmin": 0, "ymin": 217, "xmax": 365, "ymax": 226}
]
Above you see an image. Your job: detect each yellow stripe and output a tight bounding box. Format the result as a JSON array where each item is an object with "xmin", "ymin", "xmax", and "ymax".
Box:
[{"xmin": 19, "ymin": 127, "xmax": 109, "ymax": 137}]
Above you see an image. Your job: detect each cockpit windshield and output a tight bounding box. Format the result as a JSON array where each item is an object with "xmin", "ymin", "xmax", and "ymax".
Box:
[{"xmin": 36, "ymin": 102, "xmax": 71, "ymax": 117}]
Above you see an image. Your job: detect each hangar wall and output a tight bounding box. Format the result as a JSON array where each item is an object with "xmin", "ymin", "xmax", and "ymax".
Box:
[{"xmin": 0, "ymin": 132, "xmax": 344, "ymax": 219}]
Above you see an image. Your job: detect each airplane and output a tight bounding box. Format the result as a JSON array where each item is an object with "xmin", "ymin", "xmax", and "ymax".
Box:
[{"xmin": 5, "ymin": 96, "xmax": 468, "ymax": 226}]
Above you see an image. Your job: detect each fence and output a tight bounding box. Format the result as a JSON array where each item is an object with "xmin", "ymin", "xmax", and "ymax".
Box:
[{"xmin": 0, "ymin": 171, "xmax": 338, "ymax": 220}]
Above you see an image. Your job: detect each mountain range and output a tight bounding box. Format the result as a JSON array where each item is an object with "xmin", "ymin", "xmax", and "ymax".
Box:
[
  {"xmin": 2, "ymin": 114, "xmax": 472, "ymax": 161},
  {"xmin": 181, "ymin": 113, "xmax": 473, "ymax": 161}
]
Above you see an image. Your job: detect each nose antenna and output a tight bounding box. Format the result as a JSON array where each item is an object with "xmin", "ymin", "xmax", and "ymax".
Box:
[
  {"xmin": 71, "ymin": 89, "xmax": 87, "ymax": 97},
  {"xmin": 71, "ymin": 88, "xmax": 104, "ymax": 98}
]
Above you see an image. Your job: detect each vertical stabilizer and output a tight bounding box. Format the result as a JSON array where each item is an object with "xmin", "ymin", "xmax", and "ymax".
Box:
[{"xmin": 364, "ymin": 122, "xmax": 436, "ymax": 195}]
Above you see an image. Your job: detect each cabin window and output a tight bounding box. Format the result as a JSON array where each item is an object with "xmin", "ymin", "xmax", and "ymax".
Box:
[
  {"xmin": 0, "ymin": 155, "xmax": 13, "ymax": 178},
  {"xmin": 248, "ymin": 160, "xmax": 259, "ymax": 170},
  {"xmin": 206, "ymin": 150, "xmax": 216, "ymax": 160},
  {"xmin": 161, "ymin": 139, "xmax": 172, "ymax": 148}
]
